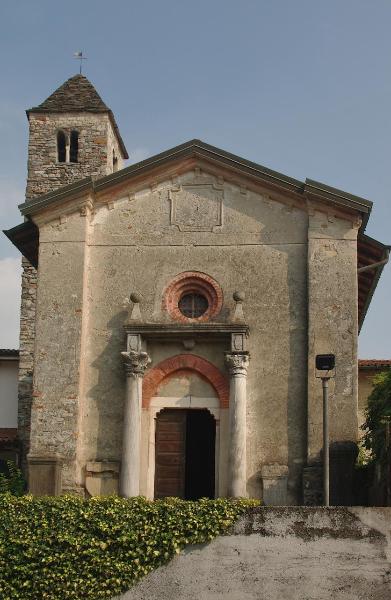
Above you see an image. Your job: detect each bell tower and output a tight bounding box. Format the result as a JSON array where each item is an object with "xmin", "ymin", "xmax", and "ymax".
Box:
[
  {"xmin": 26, "ymin": 74, "xmax": 128, "ymax": 200},
  {"xmin": 18, "ymin": 75, "xmax": 128, "ymax": 473}
]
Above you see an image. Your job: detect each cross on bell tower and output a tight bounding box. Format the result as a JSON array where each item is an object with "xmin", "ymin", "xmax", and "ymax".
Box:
[{"xmin": 73, "ymin": 51, "xmax": 87, "ymax": 74}]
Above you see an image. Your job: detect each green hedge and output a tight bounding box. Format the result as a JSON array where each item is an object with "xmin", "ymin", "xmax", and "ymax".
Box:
[
  {"xmin": 362, "ymin": 369, "xmax": 391, "ymax": 464},
  {"xmin": 0, "ymin": 494, "xmax": 258, "ymax": 600},
  {"xmin": 0, "ymin": 461, "xmax": 25, "ymax": 496}
]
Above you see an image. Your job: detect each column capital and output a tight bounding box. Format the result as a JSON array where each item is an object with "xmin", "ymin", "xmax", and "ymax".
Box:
[
  {"xmin": 121, "ymin": 350, "xmax": 151, "ymax": 377},
  {"xmin": 225, "ymin": 351, "xmax": 250, "ymax": 376}
]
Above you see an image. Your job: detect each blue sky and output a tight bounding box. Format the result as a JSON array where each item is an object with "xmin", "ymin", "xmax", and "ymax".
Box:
[{"xmin": 0, "ymin": 0, "xmax": 390, "ymax": 356}]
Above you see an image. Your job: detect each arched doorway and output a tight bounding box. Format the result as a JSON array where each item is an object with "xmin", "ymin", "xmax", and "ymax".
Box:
[
  {"xmin": 154, "ymin": 408, "xmax": 216, "ymax": 500},
  {"xmin": 141, "ymin": 354, "xmax": 230, "ymax": 499}
]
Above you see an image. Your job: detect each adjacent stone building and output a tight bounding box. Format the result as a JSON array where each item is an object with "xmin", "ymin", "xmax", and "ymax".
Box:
[
  {"xmin": 0, "ymin": 349, "xmax": 19, "ymax": 468},
  {"xmin": 4, "ymin": 74, "xmax": 389, "ymax": 504}
]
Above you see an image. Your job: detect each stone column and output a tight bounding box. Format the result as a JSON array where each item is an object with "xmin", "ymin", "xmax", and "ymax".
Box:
[
  {"xmin": 225, "ymin": 352, "xmax": 250, "ymax": 497},
  {"xmin": 120, "ymin": 350, "xmax": 151, "ymax": 497}
]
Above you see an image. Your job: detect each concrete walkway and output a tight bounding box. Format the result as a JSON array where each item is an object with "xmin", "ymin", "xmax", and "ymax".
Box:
[{"xmin": 116, "ymin": 507, "xmax": 391, "ymax": 600}]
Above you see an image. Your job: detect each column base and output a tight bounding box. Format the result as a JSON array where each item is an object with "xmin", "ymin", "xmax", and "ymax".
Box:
[
  {"xmin": 85, "ymin": 461, "xmax": 119, "ymax": 496},
  {"xmin": 261, "ymin": 464, "xmax": 289, "ymax": 505}
]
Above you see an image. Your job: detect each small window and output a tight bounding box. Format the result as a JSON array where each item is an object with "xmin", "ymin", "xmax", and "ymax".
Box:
[
  {"xmin": 113, "ymin": 149, "xmax": 118, "ymax": 172},
  {"xmin": 70, "ymin": 130, "xmax": 78, "ymax": 163},
  {"xmin": 178, "ymin": 293, "xmax": 209, "ymax": 318},
  {"xmin": 57, "ymin": 131, "xmax": 66, "ymax": 163}
]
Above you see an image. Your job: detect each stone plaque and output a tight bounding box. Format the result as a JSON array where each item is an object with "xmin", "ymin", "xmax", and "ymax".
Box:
[
  {"xmin": 231, "ymin": 333, "xmax": 246, "ymax": 352},
  {"xmin": 169, "ymin": 183, "xmax": 223, "ymax": 231},
  {"xmin": 127, "ymin": 334, "xmax": 141, "ymax": 352}
]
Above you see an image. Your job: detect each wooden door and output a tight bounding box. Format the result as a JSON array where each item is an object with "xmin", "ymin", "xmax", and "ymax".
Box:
[{"xmin": 154, "ymin": 410, "xmax": 186, "ymax": 499}]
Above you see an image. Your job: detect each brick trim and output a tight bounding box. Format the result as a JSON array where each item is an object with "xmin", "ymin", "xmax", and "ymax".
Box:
[
  {"xmin": 143, "ymin": 354, "xmax": 229, "ymax": 408},
  {"xmin": 163, "ymin": 271, "xmax": 223, "ymax": 323}
]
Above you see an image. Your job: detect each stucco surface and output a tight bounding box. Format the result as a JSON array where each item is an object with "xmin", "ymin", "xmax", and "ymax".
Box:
[
  {"xmin": 29, "ymin": 164, "xmax": 359, "ymax": 502},
  {"xmin": 73, "ymin": 172, "xmax": 309, "ymax": 501},
  {"xmin": 307, "ymin": 212, "xmax": 359, "ymax": 461},
  {"xmin": 116, "ymin": 507, "xmax": 391, "ymax": 600}
]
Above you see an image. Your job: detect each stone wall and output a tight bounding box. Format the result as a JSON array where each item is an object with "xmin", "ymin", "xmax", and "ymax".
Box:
[
  {"xmin": 19, "ymin": 109, "xmax": 124, "ymax": 483},
  {"xmin": 17, "ymin": 258, "xmax": 37, "ymax": 471},
  {"xmin": 26, "ymin": 112, "xmax": 123, "ymax": 199},
  {"xmin": 29, "ymin": 211, "xmax": 90, "ymax": 494},
  {"xmin": 106, "ymin": 118, "xmax": 124, "ymax": 173},
  {"xmin": 116, "ymin": 507, "xmax": 391, "ymax": 600}
]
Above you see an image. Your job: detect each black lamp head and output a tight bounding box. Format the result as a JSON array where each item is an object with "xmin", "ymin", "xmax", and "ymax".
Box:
[{"xmin": 316, "ymin": 354, "xmax": 335, "ymax": 371}]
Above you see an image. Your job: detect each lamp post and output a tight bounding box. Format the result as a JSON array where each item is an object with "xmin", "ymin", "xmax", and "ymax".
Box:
[{"xmin": 315, "ymin": 354, "xmax": 336, "ymax": 507}]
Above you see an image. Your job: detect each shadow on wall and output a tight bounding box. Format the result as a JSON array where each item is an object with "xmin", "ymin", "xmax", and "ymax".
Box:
[
  {"xmin": 82, "ymin": 187, "xmax": 355, "ymax": 504},
  {"xmin": 222, "ymin": 192, "xmax": 309, "ymax": 504},
  {"xmin": 85, "ymin": 309, "xmax": 129, "ymax": 493},
  {"xmin": 286, "ymin": 245, "xmax": 308, "ymax": 505},
  {"xmin": 85, "ymin": 192, "xmax": 310, "ymax": 502}
]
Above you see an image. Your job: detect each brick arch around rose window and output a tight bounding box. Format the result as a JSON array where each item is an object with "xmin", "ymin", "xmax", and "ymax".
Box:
[
  {"xmin": 163, "ymin": 271, "xmax": 223, "ymax": 323},
  {"xmin": 143, "ymin": 354, "xmax": 229, "ymax": 409}
]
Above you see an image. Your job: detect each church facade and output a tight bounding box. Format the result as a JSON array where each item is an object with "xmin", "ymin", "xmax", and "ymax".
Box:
[{"xmin": 5, "ymin": 75, "xmax": 389, "ymax": 505}]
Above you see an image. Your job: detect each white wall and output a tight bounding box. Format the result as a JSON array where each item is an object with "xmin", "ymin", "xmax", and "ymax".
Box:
[{"xmin": 0, "ymin": 359, "xmax": 18, "ymax": 427}]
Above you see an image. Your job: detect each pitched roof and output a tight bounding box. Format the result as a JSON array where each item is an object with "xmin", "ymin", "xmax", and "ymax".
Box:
[
  {"xmin": 3, "ymin": 221, "xmax": 38, "ymax": 268},
  {"xmin": 7, "ymin": 139, "xmax": 389, "ymax": 331},
  {"xmin": 26, "ymin": 75, "xmax": 128, "ymax": 158},
  {"xmin": 17, "ymin": 138, "xmax": 375, "ymax": 222},
  {"xmin": 28, "ymin": 74, "xmax": 109, "ymax": 113},
  {"xmin": 0, "ymin": 349, "xmax": 19, "ymax": 358},
  {"xmin": 359, "ymin": 359, "xmax": 391, "ymax": 370}
]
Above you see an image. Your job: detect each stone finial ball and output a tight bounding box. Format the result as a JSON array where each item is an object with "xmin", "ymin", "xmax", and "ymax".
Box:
[
  {"xmin": 233, "ymin": 291, "xmax": 245, "ymax": 302},
  {"xmin": 129, "ymin": 292, "xmax": 142, "ymax": 304}
]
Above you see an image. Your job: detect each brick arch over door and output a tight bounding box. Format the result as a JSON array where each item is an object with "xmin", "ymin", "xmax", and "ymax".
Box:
[{"xmin": 143, "ymin": 354, "xmax": 229, "ymax": 408}]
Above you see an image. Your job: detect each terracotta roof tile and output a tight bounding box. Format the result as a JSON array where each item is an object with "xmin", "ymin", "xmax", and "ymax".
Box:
[
  {"xmin": 359, "ymin": 359, "xmax": 391, "ymax": 369},
  {"xmin": 0, "ymin": 428, "xmax": 17, "ymax": 442}
]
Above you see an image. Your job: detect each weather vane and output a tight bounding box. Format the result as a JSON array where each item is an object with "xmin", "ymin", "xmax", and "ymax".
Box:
[{"xmin": 74, "ymin": 51, "xmax": 87, "ymax": 74}]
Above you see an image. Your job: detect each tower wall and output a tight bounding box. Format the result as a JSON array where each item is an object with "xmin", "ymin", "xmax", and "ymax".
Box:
[
  {"xmin": 26, "ymin": 112, "xmax": 123, "ymax": 199},
  {"xmin": 17, "ymin": 259, "xmax": 37, "ymax": 473},
  {"xmin": 19, "ymin": 107, "xmax": 125, "ymax": 480}
]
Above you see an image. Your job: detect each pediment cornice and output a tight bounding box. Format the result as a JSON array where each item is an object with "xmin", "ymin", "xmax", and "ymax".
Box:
[{"xmin": 18, "ymin": 139, "xmax": 372, "ymax": 229}]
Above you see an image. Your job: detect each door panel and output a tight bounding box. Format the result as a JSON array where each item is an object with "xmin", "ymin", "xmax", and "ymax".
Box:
[
  {"xmin": 154, "ymin": 408, "xmax": 216, "ymax": 500},
  {"xmin": 154, "ymin": 410, "xmax": 186, "ymax": 498}
]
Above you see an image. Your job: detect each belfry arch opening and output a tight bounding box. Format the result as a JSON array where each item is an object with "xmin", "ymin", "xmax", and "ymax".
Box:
[
  {"xmin": 70, "ymin": 130, "xmax": 79, "ymax": 163},
  {"xmin": 154, "ymin": 408, "xmax": 216, "ymax": 500},
  {"xmin": 57, "ymin": 130, "xmax": 66, "ymax": 162}
]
